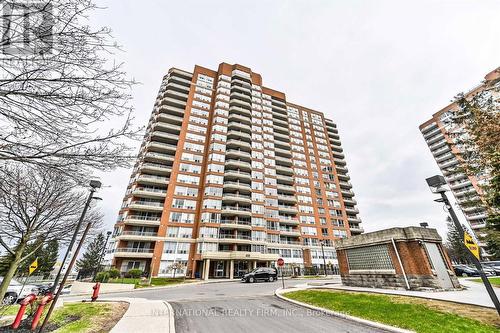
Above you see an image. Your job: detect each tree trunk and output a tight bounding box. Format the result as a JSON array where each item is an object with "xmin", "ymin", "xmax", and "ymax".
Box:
[{"xmin": 0, "ymin": 240, "xmax": 27, "ymax": 302}]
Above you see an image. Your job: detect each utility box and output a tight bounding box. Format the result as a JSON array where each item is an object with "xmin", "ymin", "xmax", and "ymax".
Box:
[{"xmin": 335, "ymin": 227, "xmax": 460, "ymax": 290}]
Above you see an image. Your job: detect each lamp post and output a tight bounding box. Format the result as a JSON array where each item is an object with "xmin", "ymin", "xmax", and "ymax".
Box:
[
  {"xmin": 319, "ymin": 239, "xmax": 327, "ymax": 277},
  {"xmin": 39, "ymin": 180, "xmax": 102, "ymax": 332},
  {"xmin": 426, "ymin": 175, "xmax": 500, "ymax": 315},
  {"xmin": 94, "ymin": 230, "xmax": 112, "ymax": 281},
  {"xmin": 49, "ymin": 180, "xmax": 102, "ymax": 293}
]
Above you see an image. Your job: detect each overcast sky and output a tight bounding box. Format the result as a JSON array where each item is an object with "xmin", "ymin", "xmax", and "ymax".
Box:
[{"xmin": 90, "ymin": 0, "xmax": 500, "ymax": 239}]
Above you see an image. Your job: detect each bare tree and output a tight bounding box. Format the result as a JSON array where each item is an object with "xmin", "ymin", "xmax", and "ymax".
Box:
[
  {"xmin": 0, "ymin": 164, "xmax": 103, "ymax": 301},
  {"xmin": 0, "ymin": 0, "xmax": 140, "ymax": 178}
]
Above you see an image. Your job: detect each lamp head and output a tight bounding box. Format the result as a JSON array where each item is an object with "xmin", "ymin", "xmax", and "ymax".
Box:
[
  {"xmin": 426, "ymin": 175, "xmax": 447, "ymax": 193},
  {"xmin": 90, "ymin": 180, "xmax": 102, "ymax": 189},
  {"xmin": 419, "ymin": 222, "xmax": 429, "ymax": 228}
]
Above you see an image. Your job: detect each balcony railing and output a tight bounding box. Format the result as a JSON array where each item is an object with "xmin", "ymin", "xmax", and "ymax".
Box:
[
  {"xmin": 115, "ymin": 247, "xmax": 154, "ymax": 253},
  {"xmin": 120, "ymin": 231, "xmax": 158, "ymax": 237}
]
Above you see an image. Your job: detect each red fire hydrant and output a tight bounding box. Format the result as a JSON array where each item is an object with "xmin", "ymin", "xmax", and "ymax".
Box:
[
  {"xmin": 91, "ymin": 282, "xmax": 100, "ymax": 302},
  {"xmin": 30, "ymin": 293, "xmax": 53, "ymax": 331},
  {"xmin": 11, "ymin": 293, "xmax": 37, "ymax": 329}
]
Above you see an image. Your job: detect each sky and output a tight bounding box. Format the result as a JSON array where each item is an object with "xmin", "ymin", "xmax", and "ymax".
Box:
[{"xmin": 90, "ymin": 0, "xmax": 500, "ymax": 239}]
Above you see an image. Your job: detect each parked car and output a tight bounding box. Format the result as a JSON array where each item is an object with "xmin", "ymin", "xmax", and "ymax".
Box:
[
  {"xmin": 482, "ymin": 261, "xmax": 500, "ymax": 276},
  {"xmin": 241, "ymin": 267, "xmax": 278, "ymax": 283},
  {"xmin": 0, "ymin": 277, "xmax": 39, "ymax": 305},
  {"xmin": 481, "ymin": 266, "xmax": 497, "ymax": 276},
  {"xmin": 452, "ymin": 265, "xmax": 480, "ymax": 277}
]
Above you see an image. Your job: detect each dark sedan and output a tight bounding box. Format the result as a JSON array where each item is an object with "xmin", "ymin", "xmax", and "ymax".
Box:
[
  {"xmin": 241, "ymin": 267, "xmax": 278, "ymax": 283},
  {"xmin": 453, "ymin": 264, "xmax": 480, "ymax": 277}
]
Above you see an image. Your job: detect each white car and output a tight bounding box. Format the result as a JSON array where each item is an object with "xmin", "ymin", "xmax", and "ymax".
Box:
[{"xmin": 0, "ymin": 277, "xmax": 39, "ymax": 304}]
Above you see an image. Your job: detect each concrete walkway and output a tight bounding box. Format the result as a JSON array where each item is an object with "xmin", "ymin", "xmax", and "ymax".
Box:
[
  {"xmin": 306, "ymin": 277, "xmax": 500, "ymax": 308},
  {"xmin": 106, "ymin": 297, "xmax": 175, "ymax": 333}
]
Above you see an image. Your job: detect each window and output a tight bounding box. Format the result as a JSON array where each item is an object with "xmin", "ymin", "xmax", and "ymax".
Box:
[
  {"xmin": 174, "ymin": 186, "xmax": 198, "ymax": 197},
  {"xmin": 177, "ymin": 174, "xmax": 199, "ymax": 185},
  {"xmin": 172, "ymin": 199, "xmax": 196, "ymax": 210},
  {"xmin": 346, "ymin": 244, "xmax": 394, "ymax": 271},
  {"xmin": 203, "ymin": 199, "xmax": 222, "ymax": 210},
  {"xmin": 179, "ymin": 163, "xmax": 201, "ymax": 174},
  {"xmin": 169, "ymin": 212, "xmax": 194, "ymax": 223}
]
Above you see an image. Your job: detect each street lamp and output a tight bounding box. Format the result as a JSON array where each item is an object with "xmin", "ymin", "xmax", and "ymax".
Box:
[
  {"xmin": 94, "ymin": 230, "xmax": 113, "ymax": 281},
  {"xmin": 426, "ymin": 175, "xmax": 500, "ymax": 315},
  {"xmin": 39, "ymin": 180, "xmax": 102, "ymax": 332},
  {"xmin": 319, "ymin": 239, "xmax": 327, "ymax": 277}
]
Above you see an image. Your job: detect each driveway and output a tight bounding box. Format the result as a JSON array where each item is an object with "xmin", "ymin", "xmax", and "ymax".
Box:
[{"xmin": 64, "ymin": 278, "xmax": 389, "ymax": 332}]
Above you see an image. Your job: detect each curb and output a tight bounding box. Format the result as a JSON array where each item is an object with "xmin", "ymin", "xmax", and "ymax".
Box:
[
  {"xmin": 163, "ymin": 301, "xmax": 176, "ymax": 333},
  {"xmin": 274, "ymin": 287, "xmax": 415, "ymax": 333},
  {"xmin": 310, "ymin": 285, "xmax": 496, "ymax": 309}
]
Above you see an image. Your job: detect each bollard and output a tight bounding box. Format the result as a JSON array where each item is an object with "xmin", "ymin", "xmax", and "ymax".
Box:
[
  {"xmin": 91, "ymin": 282, "xmax": 100, "ymax": 302},
  {"xmin": 30, "ymin": 293, "xmax": 53, "ymax": 331},
  {"xmin": 11, "ymin": 293, "xmax": 37, "ymax": 329}
]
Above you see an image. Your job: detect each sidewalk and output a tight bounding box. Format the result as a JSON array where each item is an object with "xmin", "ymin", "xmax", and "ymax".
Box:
[
  {"xmin": 306, "ymin": 278, "xmax": 499, "ymax": 308},
  {"xmin": 103, "ymin": 297, "xmax": 175, "ymax": 333}
]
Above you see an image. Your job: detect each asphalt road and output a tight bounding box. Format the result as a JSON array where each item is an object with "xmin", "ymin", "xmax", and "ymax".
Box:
[{"xmin": 65, "ymin": 279, "xmax": 389, "ymax": 333}]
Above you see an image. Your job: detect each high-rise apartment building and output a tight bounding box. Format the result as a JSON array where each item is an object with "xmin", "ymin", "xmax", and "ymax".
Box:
[
  {"xmin": 108, "ymin": 62, "xmax": 362, "ymax": 279},
  {"xmin": 419, "ymin": 67, "xmax": 499, "ymax": 256}
]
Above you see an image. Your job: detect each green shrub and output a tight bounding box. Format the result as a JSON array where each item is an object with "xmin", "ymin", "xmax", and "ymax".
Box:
[
  {"xmin": 107, "ymin": 268, "xmax": 120, "ymax": 279},
  {"xmin": 128, "ymin": 269, "xmax": 143, "ymax": 279},
  {"xmin": 95, "ymin": 271, "xmax": 109, "ymax": 282}
]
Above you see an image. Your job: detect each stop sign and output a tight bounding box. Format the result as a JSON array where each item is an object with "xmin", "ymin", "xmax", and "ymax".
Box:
[{"xmin": 277, "ymin": 258, "xmax": 284, "ymax": 267}]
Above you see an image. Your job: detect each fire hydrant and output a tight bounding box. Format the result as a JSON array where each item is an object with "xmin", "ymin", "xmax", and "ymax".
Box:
[
  {"xmin": 31, "ymin": 293, "xmax": 53, "ymax": 331},
  {"xmin": 11, "ymin": 293, "xmax": 37, "ymax": 329},
  {"xmin": 91, "ymin": 282, "xmax": 100, "ymax": 302}
]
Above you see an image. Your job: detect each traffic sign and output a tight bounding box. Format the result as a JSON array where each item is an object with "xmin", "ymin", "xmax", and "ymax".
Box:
[
  {"xmin": 277, "ymin": 258, "xmax": 284, "ymax": 267},
  {"xmin": 29, "ymin": 258, "xmax": 38, "ymax": 275},
  {"xmin": 464, "ymin": 231, "xmax": 480, "ymax": 260}
]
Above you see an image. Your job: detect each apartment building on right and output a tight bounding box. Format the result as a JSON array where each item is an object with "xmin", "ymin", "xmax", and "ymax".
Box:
[{"xmin": 419, "ymin": 67, "xmax": 500, "ymax": 257}]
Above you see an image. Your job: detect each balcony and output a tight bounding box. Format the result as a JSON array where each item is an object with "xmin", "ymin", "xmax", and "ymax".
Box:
[
  {"xmin": 219, "ymin": 219, "xmax": 252, "ymax": 230},
  {"xmin": 275, "ymin": 155, "xmax": 293, "ymax": 166},
  {"xmin": 275, "ymin": 147, "xmax": 292, "ymax": 157},
  {"xmin": 277, "ymin": 194, "xmax": 297, "ymax": 203},
  {"xmin": 337, "ymin": 173, "xmax": 350, "ymax": 181},
  {"xmin": 334, "ymin": 158, "xmax": 346, "ymax": 166},
  {"xmin": 222, "ymin": 193, "xmax": 252, "ymax": 204},
  {"xmin": 151, "ymin": 131, "xmax": 179, "ymax": 144},
  {"xmin": 156, "ymin": 113, "xmax": 184, "ymax": 125},
  {"xmin": 157, "ymin": 104, "xmax": 185, "ymax": 116},
  {"xmin": 128, "ymin": 200, "xmax": 164, "ymax": 212},
  {"xmin": 136, "ymin": 174, "xmax": 169, "ymax": 186},
  {"xmin": 227, "ymin": 130, "xmax": 252, "ymax": 142},
  {"xmin": 226, "ymin": 139, "xmax": 252, "ymax": 150},
  {"xmin": 230, "ymin": 91, "xmax": 252, "ymax": 103},
  {"xmin": 229, "ymin": 98, "xmax": 251, "ymax": 109},
  {"xmin": 218, "ymin": 234, "xmax": 253, "ymax": 244},
  {"xmin": 348, "ymin": 217, "xmax": 362, "ymax": 223},
  {"xmin": 227, "ymin": 121, "xmax": 252, "ymax": 132},
  {"xmin": 274, "ymin": 140, "xmax": 291, "ymax": 149},
  {"xmin": 278, "ymin": 217, "xmax": 300, "ymax": 225},
  {"xmin": 341, "ymin": 189, "xmax": 354, "ymax": 198},
  {"xmin": 277, "ymin": 183, "xmax": 295, "ymax": 193},
  {"xmin": 139, "ymin": 163, "xmax": 172, "ymax": 175},
  {"xmin": 153, "ymin": 122, "xmax": 182, "ymax": 134},
  {"xmin": 225, "ymin": 159, "xmax": 252, "ymax": 170},
  {"xmin": 343, "ymin": 197, "xmax": 357, "ymax": 205},
  {"xmin": 344, "ymin": 206, "xmax": 359, "ymax": 214},
  {"xmin": 279, "ymin": 229, "xmax": 301, "ymax": 237},
  {"xmin": 276, "ymin": 174, "xmax": 294, "ymax": 185},
  {"xmin": 450, "ymin": 180, "xmax": 472, "ymax": 190},
  {"xmin": 338, "ymin": 181, "xmax": 352, "ymax": 189},
  {"xmin": 143, "ymin": 152, "xmax": 175, "ymax": 164},
  {"xmin": 159, "ymin": 97, "xmax": 186, "ymax": 110},
  {"xmin": 278, "ymin": 205, "xmax": 298, "ymax": 214},
  {"xmin": 221, "ymin": 206, "xmax": 252, "ymax": 217},
  {"xmin": 132, "ymin": 187, "xmax": 167, "ymax": 199},
  {"xmin": 123, "ymin": 215, "xmax": 161, "ymax": 226},
  {"xmin": 226, "ymin": 149, "xmax": 251, "ymax": 159},
  {"xmin": 116, "ymin": 231, "xmax": 159, "ymax": 241},
  {"xmin": 114, "ymin": 247, "xmax": 154, "ymax": 258},
  {"xmin": 349, "ymin": 225, "xmax": 364, "ymax": 234},
  {"xmin": 425, "ymin": 132, "xmax": 445, "ymax": 145},
  {"xmin": 223, "ymin": 181, "xmax": 252, "ymax": 192},
  {"xmin": 228, "ymin": 113, "xmax": 251, "ymax": 125},
  {"xmin": 146, "ymin": 141, "xmax": 178, "ymax": 153}
]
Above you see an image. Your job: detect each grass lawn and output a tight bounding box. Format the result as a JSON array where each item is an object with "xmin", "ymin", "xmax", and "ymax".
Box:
[
  {"xmin": 1, "ymin": 302, "xmax": 127, "ymax": 332},
  {"xmin": 472, "ymin": 277, "xmax": 500, "ymax": 287},
  {"xmin": 107, "ymin": 277, "xmax": 193, "ymax": 288},
  {"xmin": 0, "ymin": 304, "xmax": 20, "ymax": 316},
  {"xmin": 284, "ymin": 289, "xmax": 499, "ymax": 333}
]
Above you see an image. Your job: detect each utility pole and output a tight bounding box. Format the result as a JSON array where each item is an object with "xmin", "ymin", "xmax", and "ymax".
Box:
[
  {"xmin": 426, "ymin": 175, "xmax": 500, "ymax": 316},
  {"xmin": 50, "ymin": 180, "xmax": 101, "ymax": 292},
  {"xmin": 39, "ymin": 180, "xmax": 101, "ymax": 332}
]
